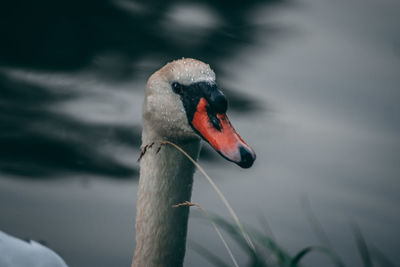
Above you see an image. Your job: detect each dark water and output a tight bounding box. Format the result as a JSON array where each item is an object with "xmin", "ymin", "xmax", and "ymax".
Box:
[{"xmin": 1, "ymin": 0, "xmax": 399, "ymax": 266}]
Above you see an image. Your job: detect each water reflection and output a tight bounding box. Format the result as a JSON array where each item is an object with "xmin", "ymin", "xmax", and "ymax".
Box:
[
  {"xmin": 0, "ymin": 0, "xmax": 278, "ymax": 179},
  {"xmin": 0, "ymin": 72, "xmax": 140, "ymax": 178},
  {"xmin": 0, "ymin": 0, "xmax": 284, "ymax": 71}
]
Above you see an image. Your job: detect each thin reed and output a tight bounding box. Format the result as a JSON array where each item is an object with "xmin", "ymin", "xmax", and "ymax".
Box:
[
  {"xmin": 162, "ymin": 140, "xmax": 255, "ymax": 251},
  {"xmin": 173, "ymin": 201, "xmax": 239, "ymax": 267},
  {"xmin": 161, "ymin": 141, "xmax": 395, "ymax": 267}
]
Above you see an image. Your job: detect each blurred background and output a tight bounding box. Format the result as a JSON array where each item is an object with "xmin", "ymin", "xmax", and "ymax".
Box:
[{"xmin": 0, "ymin": 0, "xmax": 399, "ymax": 266}]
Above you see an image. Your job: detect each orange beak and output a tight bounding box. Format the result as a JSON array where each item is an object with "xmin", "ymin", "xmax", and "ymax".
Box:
[{"xmin": 191, "ymin": 98, "xmax": 256, "ymax": 168}]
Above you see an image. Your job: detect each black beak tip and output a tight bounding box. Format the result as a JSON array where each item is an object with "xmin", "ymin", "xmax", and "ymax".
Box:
[{"xmin": 238, "ymin": 146, "xmax": 256, "ymax": 168}]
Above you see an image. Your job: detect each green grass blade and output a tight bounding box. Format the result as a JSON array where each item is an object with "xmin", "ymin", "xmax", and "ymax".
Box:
[
  {"xmin": 289, "ymin": 246, "xmax": 347, "ymax": 267},
  {"xmin": 252, "ymin": 234, "xmax": 291, "ymax": 266},
  {"xmin": 190, "ymin": 242, "xmax": 231, "ymax": 267},
  {"xmin": 257, "ymin": 214, "xmax": 276, "ymax": 242},
  {"xmin": 350, "ymin": 222, "xmax": 373, "ymax": 267},
  {"xmin": 290, "ymin": 246, "xmax": 313, "ymax": 267},
  {"xmin": 301, "ymin": 196, "xmax": 334, "ymax": 249},
  {"xmin": 211, "ymin": 215, "xmax": 254, "ymax": 252},
  {"xmin": 210, "ymin": 216, "xmax": 272, "ymax": 266},
  {"xmin": 370, "ymin": 246, "xmax": 396, "ymax": 267}
]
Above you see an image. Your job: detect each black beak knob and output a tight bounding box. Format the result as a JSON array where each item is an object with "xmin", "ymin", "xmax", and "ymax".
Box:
[
  {"xmin": 210, "ymin": 93, "xmax": 228, "ymax": 114},
  {"xmin": 201, "ymin": 82, "xmax": 228, "ymax": 114}
]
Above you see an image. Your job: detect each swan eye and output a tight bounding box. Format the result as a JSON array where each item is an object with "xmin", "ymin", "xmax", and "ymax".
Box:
[{"xmin": 172, "ymin": 82, "xmax": 184, "ymax": 94}]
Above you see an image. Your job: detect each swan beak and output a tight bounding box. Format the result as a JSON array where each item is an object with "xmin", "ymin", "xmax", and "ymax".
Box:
[{"xmin": 191, "ymin": 98, "xmax": 256, "ymax": 168}]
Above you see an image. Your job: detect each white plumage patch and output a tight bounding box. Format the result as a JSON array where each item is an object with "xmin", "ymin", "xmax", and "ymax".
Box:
[{"xmin": 0, "ymin": 231, "xmax": 68, "ymax": 267}]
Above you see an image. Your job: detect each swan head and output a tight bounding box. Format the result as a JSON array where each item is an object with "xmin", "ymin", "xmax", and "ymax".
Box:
[{"xmin": 143, "ymin": 58, "xmax": 256, "ymax": 168}]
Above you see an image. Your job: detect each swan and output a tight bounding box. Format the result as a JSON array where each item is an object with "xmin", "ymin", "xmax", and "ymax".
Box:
[
  {"xmin": 133, "ymin": 58, "xmax": 255, "ymax": 267},
  {"xmin": 0, "ymin": 58, "xmax": 255, "ymax": 267},
  {"xmin": 0, "ymin": 230, "xmax": 67, "ymax": 267}
]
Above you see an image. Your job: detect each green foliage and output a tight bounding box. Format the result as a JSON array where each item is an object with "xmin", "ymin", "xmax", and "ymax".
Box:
[{"xmin": 192, "ymin": 214, "xmax": 396, "ymax": 267}]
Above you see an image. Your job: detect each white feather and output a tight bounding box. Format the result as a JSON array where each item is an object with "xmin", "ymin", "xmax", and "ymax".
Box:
[{"xmin": 0, "ymin": 231, "xmax": 68, "ymax": 267}]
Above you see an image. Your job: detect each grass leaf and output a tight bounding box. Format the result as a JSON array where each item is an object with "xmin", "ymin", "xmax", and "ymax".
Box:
[
  {"xmin": 370, "ymin": 246, "xmax": 396, "ymax": 267},
  {"xmin": 350, "ymin": 222, "xmax": 373, "ymax": 267},
  {"xmin": 191, "ymin": 242, "xmax": 231, "ymax": 267},
  {"xmin": 289, "ymin": 246, "xmax": 347, "ymax": 267}
]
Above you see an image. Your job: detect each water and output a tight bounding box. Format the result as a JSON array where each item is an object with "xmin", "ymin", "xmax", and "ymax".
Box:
[{"xmin": 0, "ymin": 0, "xmax": 399, "ymax": 266}]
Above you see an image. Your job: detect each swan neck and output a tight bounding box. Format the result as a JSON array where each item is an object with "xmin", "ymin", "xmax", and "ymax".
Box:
[{"xmin": 132, "ymin": 137, "xmax": 200, "ymax": 267}]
